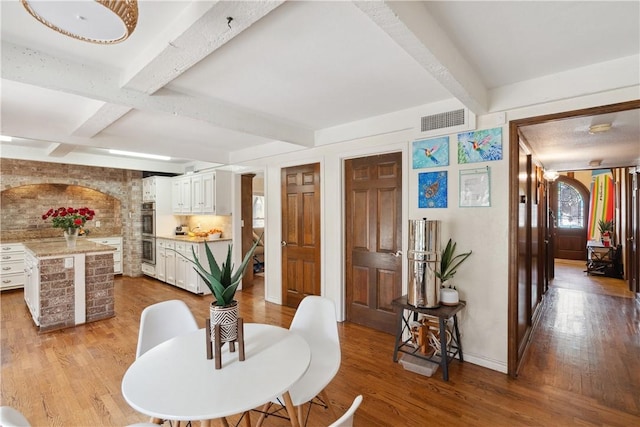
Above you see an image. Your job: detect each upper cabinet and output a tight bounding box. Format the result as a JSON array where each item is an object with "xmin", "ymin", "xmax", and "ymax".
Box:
[
  {"xmin": 143, "ymin": 176, "xmax": 173, "ymax": 214},
  {"xmin": 172, "ymin": 170, "xmax": 231, "ymax": 215}
]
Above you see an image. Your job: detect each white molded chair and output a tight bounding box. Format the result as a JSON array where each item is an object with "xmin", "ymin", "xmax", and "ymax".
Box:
[
  {"xmin": 136, "ymin": 299, "xmax": 199, "ymax": 358},
  {"xmin": 0, "ymin": 406, "xmax": 31, "ymax": 427},
  {"xmin": 134, "ymin": 300, "xmax": 199, "ymax": 426},
  {"xmin": 328, "ymin": 395, "xmax": 363, "ymax": 427},
  {"xmin": 256, "ymin": 295, "xmax": 341, "ymax": 426}
]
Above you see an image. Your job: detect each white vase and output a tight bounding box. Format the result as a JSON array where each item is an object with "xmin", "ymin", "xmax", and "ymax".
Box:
[
  {"xmin": 210, "ymin": 301, "xmax": 238, "ymax": 343},
  {"xmin": 64, "ymin": 227, "xmax": 79, "ymax": 248},
  {"xmin": 440, "ymin": 287, "xmax": 459, "ymax": 306}
]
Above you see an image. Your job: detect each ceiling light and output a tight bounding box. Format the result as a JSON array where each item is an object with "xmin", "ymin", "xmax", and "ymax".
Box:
[
  {"xmin": 588, "ymin": 123, "xmax": 612, "ymax": 134},
  {"xmin": 589, "ymin": 160, "xmax": 602, "ymax": 167},
  {"xmin": 0, "ymin": 135, "xmax": 13, "ymax": 142},
  {"xmin": 108, "ymin": 149, "xmax": 171, "ymax": 161},
  {"xmin": 22, "ymin": 0, "xmax": 138, "ymax": 44},
  {"xmin": 543, "ymin": 170, "xmax": 559, "ymax": 181}
]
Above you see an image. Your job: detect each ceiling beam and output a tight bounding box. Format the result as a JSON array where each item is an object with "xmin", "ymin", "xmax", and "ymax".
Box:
[
  {"xmin": 1, "ymin": 41, "xmax": 314, "ymax": 147},
  {"xmin": 121, "ymin": 1, "xmax": 285, "ymax": 94},
  {"xmin": 354, "ymin": 1, "xmax": 488, "ymax": 114},
  {"xmin": 46, "ymin": 142, "xmax": 75, "ymax": 157}
]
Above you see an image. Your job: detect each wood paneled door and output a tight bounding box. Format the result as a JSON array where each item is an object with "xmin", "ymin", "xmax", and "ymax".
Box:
[
  {"xmin": 281, "ymin": 163, "xmax": 321, "ymax": 308},
  {"xmin": 345, "ymin": 152, "xmax": 403, "ymax": 335}
]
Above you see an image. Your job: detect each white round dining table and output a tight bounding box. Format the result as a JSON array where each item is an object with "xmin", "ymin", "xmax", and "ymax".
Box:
[{"xmin": 122, "ymin": 323, "xmax": 311, "ymax": 425}]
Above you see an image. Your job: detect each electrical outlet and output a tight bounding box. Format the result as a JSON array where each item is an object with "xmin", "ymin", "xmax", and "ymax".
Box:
[
  {"xmin": 96, "ymin": 220, "xmax": 101, "ymax": 227},
  {"xmin": 64, "ymin": 257, "xmax": 73, "ymax": 268}
]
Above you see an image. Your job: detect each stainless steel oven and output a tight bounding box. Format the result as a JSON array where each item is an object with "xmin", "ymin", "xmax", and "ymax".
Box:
[
  {"xmin": 141, "ymin": 202, "xmax": 155, "ymax": 236},
  {"xmin": 141, "ymin": 202, "xmax": 156, "ymax": 265},
  {"xmin": 142, "ymin": 236, "xmax": 156, "ymax": 265}
]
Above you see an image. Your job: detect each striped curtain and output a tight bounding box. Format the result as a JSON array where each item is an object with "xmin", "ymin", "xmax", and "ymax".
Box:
[{"xmin": 587, "ymin": 172, "xmax": 614, "ymax": 241}]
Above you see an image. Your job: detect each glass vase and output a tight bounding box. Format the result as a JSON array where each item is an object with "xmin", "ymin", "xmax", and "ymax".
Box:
[{"xmin": 64, "ymin": 227, "xmax": 79, "ymax": 249}]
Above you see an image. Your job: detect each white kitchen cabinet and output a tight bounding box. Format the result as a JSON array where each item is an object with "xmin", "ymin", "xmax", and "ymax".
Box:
[
  {"xmin": 175, "ymin": 241, "xmax": 201, "ymax": 293},
  {"xmin": 1, "ymin": 243, "xmax": 25, "ymax": 290},
  {"xmin": 156, "ymin": 239, "xmax": 176, "ymax": 284},
  {"xmin": 144, "ymin": 176, "xmax": 173, "ymax": 214},
  {"xmin": 171, "ymin": 170, "xmax": 231, "ymax": 215},
  {"xmin": 87, "ymin": 237, "xmax": 123, "ymax": 274},
  {"xmin": 23, "ymin": 251, "xmax": 40, "ymax": 325},
  {"xmin": 172, "ymin": 176, "xmax": 192, "ymax": 214},
  {"xmin": 151, "ymin": 238, "xmax": 233, "ymax": 295}
]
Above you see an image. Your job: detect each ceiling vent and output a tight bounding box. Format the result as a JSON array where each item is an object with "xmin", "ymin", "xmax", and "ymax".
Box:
[{"xmin": 419, "ymin": 108, "xmax": 475, "ymax": 138}]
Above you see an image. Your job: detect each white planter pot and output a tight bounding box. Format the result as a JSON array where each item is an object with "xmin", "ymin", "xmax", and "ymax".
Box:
[{"xmin": 440, "ymin": 288, "xmax": 459, "ymax": 306}]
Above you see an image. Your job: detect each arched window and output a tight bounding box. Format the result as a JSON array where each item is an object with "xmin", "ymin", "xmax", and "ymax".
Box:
[{"xmin": 557, "ymin": 181, "xmax": 585, "ymax": 228}]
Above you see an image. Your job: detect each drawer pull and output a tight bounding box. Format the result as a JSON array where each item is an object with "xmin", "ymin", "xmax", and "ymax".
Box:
[
  {"xmin": 2, "ymin": 256, "xmax": 11, "ymax": 260},
  {"xmin": 2, "ymin": 267, "xmax": 11, "ymax": 271},
  {"xmin": 2, "ymin": 280, "xmax": 11, "ymax": 284}
]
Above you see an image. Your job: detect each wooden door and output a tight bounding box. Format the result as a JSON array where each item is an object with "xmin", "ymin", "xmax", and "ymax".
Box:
[
  {"xmin": 627, "ymin": 168, "xmax": 639, "ymax": 293},
  {"xmin": 345, "ymin": 152, "xmax": 402, "ymax": 334},
  {"xmin": 281, "ymin": 163, "xmax": 321, "ymax": 308},
  {"xmin": 241, "ymin": 174, "xmax": 255, "ymax": 285},
  {"xmin": 551, "ymin": 176, "xmax": 589, "ymax": 260}
]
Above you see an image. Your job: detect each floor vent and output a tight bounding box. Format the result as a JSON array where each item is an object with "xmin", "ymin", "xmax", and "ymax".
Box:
[{"xmin": 421, "ymin": 109, "xmax": 466, "ymax": 132}]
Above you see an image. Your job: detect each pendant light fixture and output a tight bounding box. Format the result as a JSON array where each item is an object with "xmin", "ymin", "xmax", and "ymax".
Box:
[{"xmin": 22, "ymin": 0, "xmax": 138, "ymax": 44}]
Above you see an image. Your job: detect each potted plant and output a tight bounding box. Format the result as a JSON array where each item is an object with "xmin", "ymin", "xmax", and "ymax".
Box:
[
  {"xmin": 598, "ymin": 219, "xmax": 614, "ymax": 247},
  {"xmin": 183, "ymin": 235, "xmax": 262, "ymax": 343},
  {"xmin": 435, "ymin": 238, "xmax": 472, "ymax": 306}
]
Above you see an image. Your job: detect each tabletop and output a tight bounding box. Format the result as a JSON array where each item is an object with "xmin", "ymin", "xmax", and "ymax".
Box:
[{"xmin": 122, "ymin": 323, "xmax": 311, "ymax": 422}]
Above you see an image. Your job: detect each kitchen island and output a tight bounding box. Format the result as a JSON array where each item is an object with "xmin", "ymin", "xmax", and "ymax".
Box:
[{"xmin": 23, "ymin": 239, "xmax": 116, "ymax": 332}]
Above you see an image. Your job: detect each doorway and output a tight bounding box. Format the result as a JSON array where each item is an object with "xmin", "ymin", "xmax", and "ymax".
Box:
[
  {"xmin": 344, "ymin": 152, "xmax": 403, "ymax": 334},
  {"xmin": 508, "ymin": 100, "xmax": 640, "ymax": 376}
]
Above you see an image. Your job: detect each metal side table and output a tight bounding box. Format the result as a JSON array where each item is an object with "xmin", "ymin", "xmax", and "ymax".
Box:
[{"xmin": 392, "ymin": 295, "xmax": 465, "ymax": 381}]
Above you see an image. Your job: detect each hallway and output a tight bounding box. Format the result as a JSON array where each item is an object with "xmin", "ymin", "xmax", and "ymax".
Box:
[{"xmin": 517, "ymin": 259, "xmax": 639, "ymax": 415}]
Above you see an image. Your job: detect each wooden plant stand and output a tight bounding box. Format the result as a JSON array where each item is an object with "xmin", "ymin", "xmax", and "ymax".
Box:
[{"xmin": 205, "ymin": 317, "xmax": 245, "ymax": 369}]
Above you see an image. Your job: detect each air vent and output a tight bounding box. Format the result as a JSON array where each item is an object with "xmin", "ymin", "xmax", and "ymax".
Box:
[{"xmin": 421, "ymin": 109, "xmax": 465, "ymax": 132}]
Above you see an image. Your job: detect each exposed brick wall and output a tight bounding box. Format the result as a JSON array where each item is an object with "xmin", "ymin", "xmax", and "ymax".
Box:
[
  {"xmin": 85, "ymin": 253, "xmax": 115, "ymax": 322},
  {"xmin": 0, "ymin": 158, "xmax": 143, "ymax": 276},
  {"xmin": 39, "ymin": 258, "xmax": 75, "ymax": 332}
]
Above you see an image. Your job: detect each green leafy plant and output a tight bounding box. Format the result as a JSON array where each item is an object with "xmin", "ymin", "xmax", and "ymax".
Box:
[
  {"xmin": 598, "ymin": 219, "xmax": 614, "ymax": 235},
  {"xmin": 186, "ymin": 234, "xmax": 262, "ymax": 307},
  {"xmin": 436, "ymin": 238, "xmax": 472, "ymax": 283}
]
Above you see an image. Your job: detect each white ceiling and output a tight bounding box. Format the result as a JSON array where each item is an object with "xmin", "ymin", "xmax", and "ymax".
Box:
[{"xmin": 1, "ymin": 1, "xmax": 639, "ymax": 173}]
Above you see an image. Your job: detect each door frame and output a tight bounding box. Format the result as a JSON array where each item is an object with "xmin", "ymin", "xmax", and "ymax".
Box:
[{"xmin": 508, "ymin": 99, "xmax": 640, "ymax": 376}]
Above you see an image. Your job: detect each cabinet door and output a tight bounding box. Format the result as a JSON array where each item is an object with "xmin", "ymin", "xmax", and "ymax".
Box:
[
  {"xmin": 201, "ymin": 173, "xmax": 215, "ymax": 214},
  {"xmin": 165, "ymin": 242, "xmax": 176, "ymax": 285},
  {"xmin": 191, "ymin": 175, "xmax": 204, "ymax": 213},
  {"xmin": 184, "ymin": 243, "xmax": 200, "ymax": 293},
  {"xmin": 156, "ymin": 240, "xmax": 167, "ymax": 282},
  {"xmin": 213, "ymin": 170, "xmax": 232, "ymax": 215},
  {"xmin": 172, "ymin": 180, "xmax": 182, "ymax": 213},
  {"xmin": 180, "ymin": 177, "xmax": 192, "ymax": 214}
]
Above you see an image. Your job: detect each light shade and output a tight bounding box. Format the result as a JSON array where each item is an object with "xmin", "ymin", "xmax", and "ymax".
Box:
[
  {"xmin": 22, "ymin": 0, "xmax": 138, "ymax": 44},
  {"xmin": 543, "ymin": 170, "xmax": 559, "ymax": 181}
]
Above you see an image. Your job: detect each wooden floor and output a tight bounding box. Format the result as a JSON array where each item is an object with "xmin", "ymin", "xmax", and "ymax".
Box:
[{"xmin": 1, "ymin": 262, "xmax": 639, "ymax": 426}]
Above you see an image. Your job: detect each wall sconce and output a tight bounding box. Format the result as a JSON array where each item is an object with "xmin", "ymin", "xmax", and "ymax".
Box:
[{"xmin": 543, "ymin": 170, "xmax": 559, "ymax": 181}]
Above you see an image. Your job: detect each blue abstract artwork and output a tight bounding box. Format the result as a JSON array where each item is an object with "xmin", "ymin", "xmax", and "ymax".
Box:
[
  {"xmin": 412, "ymin": 136, "xmax": 449, "ymax": 169},
  {"xmin": 457, "ymin": 127, "xmax": 503, "ymax": 164},
  {"xmin": 418, "ymin": 171, "xmax": 447, "ymax": 208}
]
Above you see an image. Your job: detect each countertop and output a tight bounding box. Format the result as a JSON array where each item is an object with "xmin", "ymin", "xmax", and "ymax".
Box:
[
  {"xmin": 24, "ymin": 239, "xmax": 116, "ymax": 258},
  {"xmin": 156, "ymin": 234, "xmax": 232, "ymax": 243}
]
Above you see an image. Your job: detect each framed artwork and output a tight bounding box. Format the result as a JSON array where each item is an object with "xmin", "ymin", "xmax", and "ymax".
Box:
[
  {"xmin": 412, "ymin": 136, "xmax": 449, "ymax": 169},
  {"xmin": 457, "ymin": 127, "xmax": 502, "ymax": 164},
  {"xmin": 418, "ymin": 171, "xmax": 447, "ymax": 208},
  {"xmin": 459, "ymin": 167, "xmax": 491, "ymax": 207}
]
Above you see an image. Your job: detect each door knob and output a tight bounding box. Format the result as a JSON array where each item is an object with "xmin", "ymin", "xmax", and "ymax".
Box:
[
  {"xmin": 281, "ymin": 241, "xmax": 287, "ymax": 247},
  {"xmin": 393, "ymin": 250, "xmax": 402, "ymax": 257}
]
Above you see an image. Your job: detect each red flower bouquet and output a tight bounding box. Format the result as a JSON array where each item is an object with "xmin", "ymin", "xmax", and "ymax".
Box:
[{"xmin": 42, "ymin": 207, "xmax": 95, "ymax": 230}]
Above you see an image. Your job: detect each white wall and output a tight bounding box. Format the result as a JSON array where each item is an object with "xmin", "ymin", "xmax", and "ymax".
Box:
[{"xmin": 230, "ymin": 85, "xmax": 639, "ymax": 374}]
